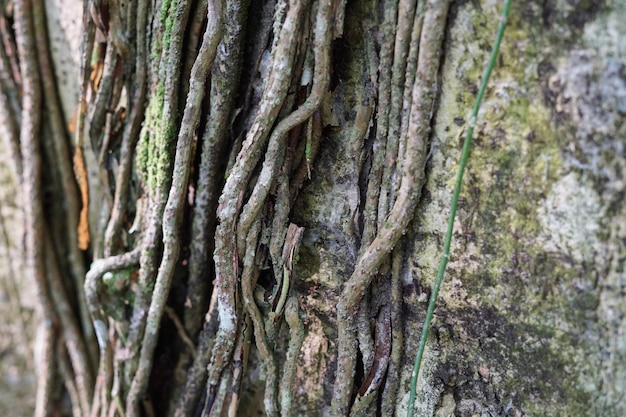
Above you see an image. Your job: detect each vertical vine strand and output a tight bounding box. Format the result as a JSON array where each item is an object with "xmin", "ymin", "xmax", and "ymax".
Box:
[
  {"xmin": 185, "ymin": 0, "xmax": 246, "ymax": 338},
  {"xmin": 207, "ymin": 0, "xmax": 306, "ymax": 393},
  {"xmin": 12, "ymin": 2, "xmax": 51, "ymax": 416},
  {"xmin": 236, "ymin": 0, "xmax": 333, "ymax": 252},
  {"xmin": 32, "ymin": 0, "xmax": 97, "ymax": 371},
  {"xmin": 332, "ymin": 1, "xmax": 451, "ymax": 414},
  {"xmin": 360, "ymin": 0, "xmax": 397, "ymax": 250},
  {"xmin": 406, "ymin": 1, "xmax": 512, "ymax": 415},
  {"xmin": 377, "ymin": 0, "xmax": 417, "ymax": 227},
  {"xmin": 103, "ymin": 0, "xmax": 149, "ymax": 257},
  {"xmin": 124, "ymin": 1, "xmax": 223, "ymax": 415},
  {"xmin": 125, "ymin": 0, "xmax": 193, "ymax": 378},
  {"xmin": 0, "ymin": 10, "xmax": 22, "ymax": 179}
]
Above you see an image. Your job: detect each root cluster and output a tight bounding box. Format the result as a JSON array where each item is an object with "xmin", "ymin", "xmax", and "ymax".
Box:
[{"xmin": 0, "ymin": 0, "xmax": 450, "ymax": 415}]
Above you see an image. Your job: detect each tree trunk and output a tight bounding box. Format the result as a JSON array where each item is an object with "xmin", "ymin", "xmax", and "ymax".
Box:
[{"xmin": 0, "ymin": 0, "xmax": 624, "ymax": 416}]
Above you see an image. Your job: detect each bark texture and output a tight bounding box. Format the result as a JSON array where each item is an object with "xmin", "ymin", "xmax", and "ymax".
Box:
[{"xmin": 0, "ymin": 0, "xmax": 624, "ymax": 416}]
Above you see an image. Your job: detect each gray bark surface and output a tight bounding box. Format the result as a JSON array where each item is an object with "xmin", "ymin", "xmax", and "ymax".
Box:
[{"xmin": 0, "ymin": 1, "xmax": 624, "ymax": 416}]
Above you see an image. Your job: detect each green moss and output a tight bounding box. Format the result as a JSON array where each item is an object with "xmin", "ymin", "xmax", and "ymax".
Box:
[
  {"xmin": 154, "ymin": 120, "xmax": 177, "ymax": 190},
  {"xmin": 161, "ymin": 0, "xmax": 177, "ymax": 53},
  {"xmin": 143, "ymin": 1, "xmax": 180, "ymax": 193},
  {"xmin": 136, "ymin": 133, "xmax": 150, "ymax": 185},
  {"xmin": 447, "ymin": 108, "xmax": 597, "ymax": 413},
  {"xmin": 163, "ymin": 15, "xmax": 174, "ymax": 53},
  {"xmin": 410, "ymin": 2, "xmax": 605, "ymax": 414},
  {"xmin": 431, "ymin": 301, "xmax": 594, "ymax": 416},
  {"xmin": 137, "ymin": 82, "xmax": 163, "ymax": 187},
  {"xmin": 136, "ymin": 82, "xmax": 177, "ymax": 192},
  {"xmin": 159, "ymin": 0, "xmax": 173, "ymax": 25}
]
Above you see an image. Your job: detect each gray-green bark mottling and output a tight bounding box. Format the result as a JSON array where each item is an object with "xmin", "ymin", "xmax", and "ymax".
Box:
[
  {"xmin": 288, "ymin": 1, "xmax": 625, "ymax": 416},
  {"xmin": 0, "ymin": 0, "xmax": 624, "ymax": 416}
]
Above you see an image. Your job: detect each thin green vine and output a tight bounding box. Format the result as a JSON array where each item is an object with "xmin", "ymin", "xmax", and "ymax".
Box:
[{"xmin": 406, "ymin": 1, "xmax": 512, "ymax": 415}]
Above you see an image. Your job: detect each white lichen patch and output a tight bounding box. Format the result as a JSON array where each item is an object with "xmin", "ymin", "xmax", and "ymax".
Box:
[
  {"xmin": 583, "ymin": 1, "xmax": 626, "ymax": 59},
  {"xmin": 295, "ymin": 315, "xmax": 328, "ymax": 411},
  {"xmin": 435, "ymin": 391, "xmax": 457, "ymax": 417},
  {"xmin": 538, "ymin": 172, "xmax": 604, "ymax": 263},
  {"xmin": 397, "ymin": 344, "xmax": 445, "ymax": 417}
]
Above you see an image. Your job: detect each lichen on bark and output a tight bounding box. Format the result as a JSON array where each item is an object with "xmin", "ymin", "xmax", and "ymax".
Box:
[{"xmin": 395, "ymin": 1, "xmax": 625, "ymax": 416}]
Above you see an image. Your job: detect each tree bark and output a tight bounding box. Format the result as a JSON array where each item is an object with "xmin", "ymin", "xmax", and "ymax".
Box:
[{"xmin": 0, "ymin": 0, "xmax": 624, "ymax": 416}]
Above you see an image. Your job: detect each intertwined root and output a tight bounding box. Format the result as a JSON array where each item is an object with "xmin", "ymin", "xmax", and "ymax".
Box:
[
  {"xmin": 6, "ymin": 0, "xmax": 450, "ymax": 415},
  {"xmin": 332, "ymin": 1, "xmax": 451, "ymax": 415}
]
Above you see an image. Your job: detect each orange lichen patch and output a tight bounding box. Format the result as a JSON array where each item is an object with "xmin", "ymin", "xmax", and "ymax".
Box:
[
  {"xmin": 73, "ymin": 146, "xmax": 90, "ymax": 250},
  {"xmin": 68, "ymin": 107, "xmax": 78, "ymax": 133},
  {"xmin": 90, "ymin": 60, "xmax": 104, "ymax": 91}
]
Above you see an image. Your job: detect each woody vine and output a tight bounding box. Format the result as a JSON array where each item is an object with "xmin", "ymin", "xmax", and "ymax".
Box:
[{"xmin": 0, "ymin": 0, "xmax": 507, "ymax": 416}]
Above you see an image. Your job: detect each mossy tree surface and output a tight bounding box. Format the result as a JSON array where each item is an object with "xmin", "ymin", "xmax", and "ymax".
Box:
[{"xmin": 0, "ymin": 0, "xmax": 623, "ymax": 416}]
